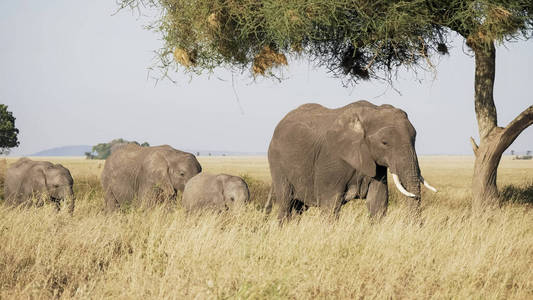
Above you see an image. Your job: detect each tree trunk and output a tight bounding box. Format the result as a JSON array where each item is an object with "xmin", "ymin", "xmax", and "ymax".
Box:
[{"xmin": 470, "ymin": 42, "xmax": 533, "ymax": 208}]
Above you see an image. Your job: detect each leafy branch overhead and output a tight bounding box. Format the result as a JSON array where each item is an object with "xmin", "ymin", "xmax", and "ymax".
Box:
[{"xmin": 118, "ymin": 0, "xmax": 532, "ymax": 82}]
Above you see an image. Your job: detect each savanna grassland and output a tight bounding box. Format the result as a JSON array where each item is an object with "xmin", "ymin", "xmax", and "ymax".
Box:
[{"xmin": 0, "ymin": 156, "xmax": 532, "ymax": 299}]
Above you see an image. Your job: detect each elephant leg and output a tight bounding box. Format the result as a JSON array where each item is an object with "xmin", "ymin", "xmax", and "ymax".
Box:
[
  {"xmin": 275, "ymin": 179, "xmax": 294, "ymax": 224},
  {"xmin": 366, "ymin": 176, "xmax": 388, "ymax": 219},
  {"xmin": 330, "ymin": 194, "xmax": 344, "ymax": 219},
  {"xmin": 67, "ymin": 197, "xmax": 75, "ymax": 214},
  {"xmin": 138, "ymin": 184, "xmax": 156, "ymax": 208},
  {"xmin": 263, "ymin": 186, "xmax": 273, "ymax": 214},
  {"xmin": 317, "ymin": 191, "xmax": 344, "ymax": 220},
  {"xmin": 104, "ymin": 188, "xmax": 119, "ymax": 212},
  {"xmin": 50, "ymin": 198, "xmax": 61, "ymax": 211},
  {"xmin": 291, "ymin": 199, "xmax": 308, "ymax": 214}
]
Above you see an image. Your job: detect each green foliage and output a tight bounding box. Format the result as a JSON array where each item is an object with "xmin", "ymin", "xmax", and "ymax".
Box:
[
  {"xmin": 117, "ymin": 0, "xmax": 532, "ymax": 82},
  {"xmin": 0, "ymin": 104, "xmax": 20, "ymax": 155},
  {"xmin": 86, "ymin": 138, "xmax": 150, "ymax": 160}
]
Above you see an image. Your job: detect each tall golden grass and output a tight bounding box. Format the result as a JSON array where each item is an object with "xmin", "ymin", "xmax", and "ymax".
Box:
[{"xmin": 0, "ymin": 156, "xmax": 532, "ymax": 298}]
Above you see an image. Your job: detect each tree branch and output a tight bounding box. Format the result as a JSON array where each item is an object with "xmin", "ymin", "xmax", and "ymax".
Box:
[
  {"xmin": 470, "ymin": 137, "xmax": 479, "ymax": 156},
  {"xmin": 498, "ymin": 105, "xmax": 533, "ymax": 151}
]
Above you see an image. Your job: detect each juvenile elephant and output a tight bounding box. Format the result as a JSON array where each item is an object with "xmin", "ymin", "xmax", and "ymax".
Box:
[
  {"xmin": 101, "ymin": 144, "xmax": 202, "ymax": 211},
  {"xmin": 4, "ymin": 158, "xmax": 75, "ymax": 212},
  {"xmin": 266, "ymin": 100, "xmax": 437, "ymax": 222},
  {"xmin": 182, "ymin": 173, "xmax": 250, "ymax": 213}
]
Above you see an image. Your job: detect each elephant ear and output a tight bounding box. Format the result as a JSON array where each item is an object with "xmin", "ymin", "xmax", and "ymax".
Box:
[
  {"xmin": 214, "ymin": 175, "xmax": 228, "ymax": 206},
  {"xmin": 326, "ymin": 110, "xmax": 376, "ymax": 178},
  {"xmin": 28, "ymin": 166, "xmax": 48, "ymax": 203},
  {"xmin": 144, "ymin": 154, "xmax": 175, "ymax": 200}
]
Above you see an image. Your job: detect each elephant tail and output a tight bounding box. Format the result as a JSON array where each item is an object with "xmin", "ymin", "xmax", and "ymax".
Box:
[{"xmin": 263, "ymin": 186, "xmax": 273, "ymax": 214}]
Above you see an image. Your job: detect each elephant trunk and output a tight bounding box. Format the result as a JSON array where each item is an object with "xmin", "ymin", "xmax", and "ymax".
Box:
[
  {"xmin": 391, "ymin": 145, "xmax": 422, "ymax": 212},
  {"xmin": 58, "ymin": 185, "xmax": 74, "ymax": 200},
  {"xmin": 67, "ymin": 186, "xmax": 75, "ymax": 213},
  {"xmin": 57, "ymin": 185, "xmax": 75, "ymax": 213}
]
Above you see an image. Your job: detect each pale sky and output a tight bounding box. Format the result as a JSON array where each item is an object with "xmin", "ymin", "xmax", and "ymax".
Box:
[{"xmin": 1, "ymin": 0, "xmax": 532, "ymax": 156}]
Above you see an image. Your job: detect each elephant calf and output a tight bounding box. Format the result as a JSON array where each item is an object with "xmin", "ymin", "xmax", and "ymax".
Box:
[
  {"xmin": 4, "ymin": 158, "xmax": 75, "ymax": 212},
  {"xmin": 182, "ymin": 173, "xmax": 250, "ymax": 213},
  {"xmin": 101, "ymin": 144, "xmax": 202, "ymax": 211}
]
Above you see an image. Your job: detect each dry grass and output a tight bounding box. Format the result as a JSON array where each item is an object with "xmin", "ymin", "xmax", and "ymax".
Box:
[{"xmin": 0, "ymin": 156, "xmax": 532, "ymax": 299}]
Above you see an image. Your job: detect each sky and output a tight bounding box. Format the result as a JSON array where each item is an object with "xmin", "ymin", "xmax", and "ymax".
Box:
[{"xmin": 1, "ymin": 0, "xmax": 532, "ymax": 156}]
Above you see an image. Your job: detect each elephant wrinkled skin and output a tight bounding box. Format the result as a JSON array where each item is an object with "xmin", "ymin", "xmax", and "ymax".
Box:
[
  {"xmin": 4, "ymin": 158, "xmax": 75, "ymax": 212},
  {"xmin": 266, "ymin": 100, "xmax": 435, "ymax": 222},
  {"xmin": 101, "ymin": 144, "xmax": 202, "ymax": 211},
  {"xmin": 182, "ymin": 173, "xmax": 250, "ymax": 213}
]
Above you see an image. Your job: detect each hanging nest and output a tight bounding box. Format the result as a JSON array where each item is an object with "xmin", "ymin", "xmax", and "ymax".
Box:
[
  {"xmin": 173, "ymin": 48, "xmax": 197, "ymax": 68},
  {"xmin": 489, "ymin": 6, "xmax": 511, "ymax": 23},
  {"xmin": 291, "ymin": 42, "xmax": 303, "ymax": 54},
  {"xmin": 286, "ymin": 9, "xmax": 301, "ymax": 24},
  {"xmin": 467, "ymin": 6, "xmax": 516, "ymax": 47},
  {"xmin": 252, "ymin": 46, "xmax": 288, "ymax": 75},
  {"xmin": 207, "ymin": 13, "xmax": 219, "ymax": 29}
]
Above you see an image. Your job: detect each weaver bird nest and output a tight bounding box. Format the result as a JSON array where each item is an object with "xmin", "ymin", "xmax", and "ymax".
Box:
[
  {"xmin": 252, "ymin": 46, "xmax": 288, "ymax": 75},
  {"xmin": 173, "ymin": 48, "xmax": 197, "ymax": 68}
]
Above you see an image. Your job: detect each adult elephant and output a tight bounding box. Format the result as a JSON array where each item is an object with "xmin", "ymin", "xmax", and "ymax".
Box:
[
  {"xmin": 265, "ymin": 100, "xmax": 436, "ymax": 222},
  {"xmin": 101, "ymin": 144, "xmax": 202, "ymax": 211},
  {"xmin": 4, "ymin": 158, "xmax": 75, "ymax": 212}
]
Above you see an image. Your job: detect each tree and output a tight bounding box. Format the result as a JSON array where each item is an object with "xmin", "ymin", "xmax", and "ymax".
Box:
[
  {"xmin": 0, "ymin": 104, "xmax": 20, "ymax": 155},
  {"xmin": 86, "ymin": 139, "xmax": 150, "ymax": 160},
  {"xmin": 118, "ymin": 0, "xmax": 533, "ymax": 207}
]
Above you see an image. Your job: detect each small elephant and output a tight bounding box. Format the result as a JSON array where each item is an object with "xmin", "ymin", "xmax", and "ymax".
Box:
[
  {"xmin": 4, "ymin": 158, "xmax": 75, "ymax": 212},
  {"xmin": 101, "ymin": 144, "xmax": 202, "ymax": 211},
  {"xmin": 182, "ymin": 173, "xmax": 250, "ymax": 213},
  {"xmin": 266, "ymin": 100, "xmax": 437, "ymax": 222}
]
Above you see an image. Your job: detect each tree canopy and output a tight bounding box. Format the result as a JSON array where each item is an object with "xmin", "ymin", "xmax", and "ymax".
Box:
[
  {"xmin": 118, "ymin": 0, "xmax": 532, "ymax": 81},
  {"xmin": 0, "ymin": 105, "xmax": 20, "ymax": 155},
  {"xmin": 119, "ymin": 0, "xmax": 533, "ymax": 206},
  {"xmin": 85, "ymin": 139, "xmax": 150, "ymax": 160}
]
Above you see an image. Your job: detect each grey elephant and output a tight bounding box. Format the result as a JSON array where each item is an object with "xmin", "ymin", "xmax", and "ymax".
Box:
[
  {"xmin": 182, "ymin": 173, "xmax": 250, "ymax": 213},
  {"xmin": 101, "ymin": 144, "xmax": 202, "ymax": 211},
  {"xmin": 4, "ymin": 158, "xmax": 75, "ymax": 212},
  {"xmin": 265, "ymin": 100, "xmax": 437, "ymax": 222}
]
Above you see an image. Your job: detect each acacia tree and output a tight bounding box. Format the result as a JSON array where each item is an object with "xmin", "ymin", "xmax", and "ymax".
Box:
[
  {"xmin": 85, "ymin": 139, "xmax": 150, "ymax": 160},
  {"xmin": 118, "ymin": 0, "xmax": 532, "ymax": 206},
  {"xmin": 0, "ymin": 104, "xmax": 20, "ymax": 155}
]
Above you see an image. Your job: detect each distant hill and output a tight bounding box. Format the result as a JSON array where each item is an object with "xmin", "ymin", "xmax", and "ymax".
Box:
[
  {"xmin": 29, "ymin": 145, "xmax": 264, "ymax": 157},
  {"xmin": 31, "ymin": 145, "xmax": 92, "ymax": 157}
]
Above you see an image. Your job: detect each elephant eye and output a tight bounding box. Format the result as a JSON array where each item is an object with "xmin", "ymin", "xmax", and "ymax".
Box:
[
  {"xmin": 381, "ymin": 140, "xmax": 388, "ymax": 146},
  {"xmin": 230, "ymin": 197, "xmax": 235, "ymax": 201},
  {"xmin": 180, "ymin": 171, "xmax": 185, "ymax": 176}
]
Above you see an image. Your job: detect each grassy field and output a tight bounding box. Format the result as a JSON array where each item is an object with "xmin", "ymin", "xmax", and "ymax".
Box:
[{"xmin": 0, "ymin": 156, "xmax": 532, "ymax": 299}]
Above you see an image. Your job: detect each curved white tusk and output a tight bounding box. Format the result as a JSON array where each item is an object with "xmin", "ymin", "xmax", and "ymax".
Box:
[
  {"xmin": 420, "ymin": 176, "xmax": 438, "ymax": 193},
  {"xmin": 391, "ymin": 173, "xmax": 416, "ymax": 198}
]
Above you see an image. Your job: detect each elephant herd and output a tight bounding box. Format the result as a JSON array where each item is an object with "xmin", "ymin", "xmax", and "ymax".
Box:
[{"xmin": 3, "ymin": 101, "xmax": 437, "ymax": 221}]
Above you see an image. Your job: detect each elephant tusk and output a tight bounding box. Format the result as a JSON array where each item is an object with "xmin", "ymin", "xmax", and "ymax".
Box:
[
  {"xmin": 391, "ymin": 173, "xmax": 416, "ymax": 198},
  {"xmin": 420, "ymin": 176, "xmax": 437, "ymax": 193}
]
